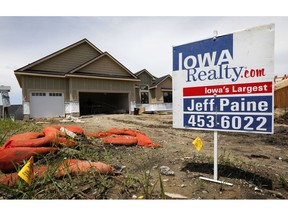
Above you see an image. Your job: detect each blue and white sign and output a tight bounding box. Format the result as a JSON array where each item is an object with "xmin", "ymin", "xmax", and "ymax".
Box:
[{"xmin": 173, "ymin": 24, "xmax": 275, "ymax": 134}]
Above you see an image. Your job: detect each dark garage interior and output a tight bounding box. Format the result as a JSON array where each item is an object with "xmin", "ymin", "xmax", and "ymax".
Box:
[{"xmin": 79, "ymin": 92, "xmax": 129, "ymax": 115}]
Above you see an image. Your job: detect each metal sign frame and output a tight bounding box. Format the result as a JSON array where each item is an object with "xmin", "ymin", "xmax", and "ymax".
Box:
[
  {"xmin": 172, "ymin": 24, "xmax": 275, "ymax": 182},
  {"xmin": 173, "ymin": 24, "xmax": 274, "ymax": 134}
]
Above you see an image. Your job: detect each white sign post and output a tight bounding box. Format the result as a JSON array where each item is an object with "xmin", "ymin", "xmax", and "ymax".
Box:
[{"xmin": 172, "ymin": 24, "xmax": 275, "ymax": 184}]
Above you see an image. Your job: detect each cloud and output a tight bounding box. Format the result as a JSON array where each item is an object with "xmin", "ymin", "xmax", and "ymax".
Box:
[{"xmin": 1, "ymin": 16, "xmax": 288, "ymax": 105}]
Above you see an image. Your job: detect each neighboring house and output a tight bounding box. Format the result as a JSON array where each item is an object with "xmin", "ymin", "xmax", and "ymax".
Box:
[
  {"xmin": 134, "ymin": 69, "xmax": 172, "ymax": 112},
  {"xmin": 14, "ymin": 39, "xmax": 173, "ymax": 119},
  {"xmin": 0, "ymin": 105, "xmax": 23, "ymax": 120},
  {"xmin": 14, "ymin": 39, "xmax": 140, "ymax": 119},
  {"xmin": 274, "ymin": 78, "xmax": 288, "ymax": 110}
]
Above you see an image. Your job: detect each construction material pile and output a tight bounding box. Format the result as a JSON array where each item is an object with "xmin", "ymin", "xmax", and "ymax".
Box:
[{"xmin": 0, "ymin": 125, "xmax": 160, "ymax": 187}]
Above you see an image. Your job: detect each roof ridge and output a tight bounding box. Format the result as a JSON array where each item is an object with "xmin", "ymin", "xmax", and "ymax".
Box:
[{"xmin": 15, "ymin": 38, "xmax": 103, "ymax": 72}]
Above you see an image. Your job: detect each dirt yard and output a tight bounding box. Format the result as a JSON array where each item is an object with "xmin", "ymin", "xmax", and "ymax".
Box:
[
  {"xmin": 1, "ymin": 111, "xmax": 288, "ymax": 200},
  {"xmin": 71, "ymin": 111, "xmax": 288, "ymax": 199}
]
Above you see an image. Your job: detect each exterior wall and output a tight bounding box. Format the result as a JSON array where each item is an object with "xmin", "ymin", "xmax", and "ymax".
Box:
[
  {"xmin": 154, "ymin": 78, "xmax": 172, "ymax": 103},
  {"xmin": 135, "ymin": 88, "xmax": 140, "ymax": 104},
  {"xmin": 30, "ymin": 43, "xmax": 101, "ymax": 72},
  {"xmin": 16, "ymin": 40, "xmax": 141, "ymax": 118},
  {"xmin": 136, "ymin": 73, "xmax": 154, "ymax": 104},
  {"xmin": 137, "ymin": 103, "xmax": 172, "ymax": 112},
  {"xmin": 158, "ymin": 77, "xmax": 172, "ymax": 90},
  {"xmin": 22, "ymin": 76, "xmax": 69, "ymax": 102},
  {"xmin": 149, "ymin": 88, "xmax": 157, "ymax": 103},
  {"xmin": 137, "ymin": 73, "xmax": 154, "ymax": 85},
  {"xmin": 135, "ymin": 75, "xmax": 173, "ymax": 112},
  {"xmin": 22, "ymin": 75, "xmax": 137, "ymax": 117},
  {"xmin": 69, "ymin": 77, "xmax": 136, "ymax": 105},
  {"xmin": 275, "ymin": 86, "xmax": 288, "ymax": 109},
  {"xmin": 78, "ymin": 55, "xmax": 129, "ymax": 76},
  {"xmin": 21, "ymin": 73, "xmax": 172, "ymax": 117}
]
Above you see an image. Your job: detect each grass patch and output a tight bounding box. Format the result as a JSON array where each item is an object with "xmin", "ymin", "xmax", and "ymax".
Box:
[
  {"xmin": 0, "ymin": 152, "xmax": 117, "ymax": 199},
  {"xmin": 0, "ymin": 119, "xmax": 21, "ymax": 146},
  {"xmin": 0, "ymin": 119, "xmax": 43, "ymax": 147}
]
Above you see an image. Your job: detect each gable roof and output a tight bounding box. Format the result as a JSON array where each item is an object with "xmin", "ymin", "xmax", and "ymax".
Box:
[
  {"xmin": 150, "ymin": 74, "xmax": 172, "ymax": 89},
  {"xmin": 14, "ymin": 38, "xmax": 140, "ymax": 85},
  {"xmin": 15, "ymin": 38, "xmax": 102, "ymax": 72},
  {"xmin": 69, "ymin": 52, "xmax": 138, "ymax": 79},
  {"xmin": 134, "ymin": 69, "xmax": 156, "ymax": 80}
]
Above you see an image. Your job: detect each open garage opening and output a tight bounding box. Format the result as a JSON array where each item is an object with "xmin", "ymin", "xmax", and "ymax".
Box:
[{"xmin": 79, "ymin": 92, "xmax": 129, "ymax": 115}]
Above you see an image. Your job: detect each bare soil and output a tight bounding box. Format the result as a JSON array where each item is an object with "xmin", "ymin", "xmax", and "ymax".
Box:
[
  {"xmin": 73, "ymin": 111, "xmax": 288, "ymax": 199},
  {"xmin": 2, "ymin": 111, "xmax": 288, "ymax": 200}
]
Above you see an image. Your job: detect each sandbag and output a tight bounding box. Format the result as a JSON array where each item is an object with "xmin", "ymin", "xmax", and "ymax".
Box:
[
  {"xmin": 0, "ymin": 172, "xmax": 19, "ymax": 187},
  {"xmin": 106, "ymin": 128, "xmax": 138, "ymax": 137},
  {"xmin": 102, "ymin": 135, "xmax": 138, "ymax": 146},
  {"xmin": 135, "ymin": 133, "xmax": 161, "ymax": 148},
  {"xmin": 42, "ymin": 126, "xmax": 77, "ymax": 147},
  {"xmin": 50, "ymin": 125, "xmax": 84, "ymax": 135},
  {"xmin": 54, "ymin": 159, "xmax": 115, "ymax": 177},
  {"xmin": 0, "ymin": 147, "xmax": 58, "ymax": 173},
  {"xmin": 0, "ymin": 132, "xmax": 50, "ymax": 149},
  {"xmin": 86, "ymin": 128, "xmax": 160, "ymax": 148},
  {"xmin": 0, "ymin": 159, "xmax": 115, "ymax": 187},
  {"xmin": 86, "ymin": 131, "xmax": 110, "ymax": 138}
]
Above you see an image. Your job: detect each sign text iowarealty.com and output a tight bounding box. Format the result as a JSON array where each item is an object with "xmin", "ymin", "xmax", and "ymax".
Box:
[{"xmin": 172, "ymin": 24, "xmax": 275, "ymax": 134}]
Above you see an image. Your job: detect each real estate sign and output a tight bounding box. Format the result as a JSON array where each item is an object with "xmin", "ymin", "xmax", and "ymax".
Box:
[{"xmin": 172, "ymin": 24, "xmax": 275, "ymax": 134}]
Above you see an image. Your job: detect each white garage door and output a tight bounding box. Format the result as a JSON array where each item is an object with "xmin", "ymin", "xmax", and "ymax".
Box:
[{"xmin": 30, "ymin": 92, "xmax": 64, "ymax": 118}]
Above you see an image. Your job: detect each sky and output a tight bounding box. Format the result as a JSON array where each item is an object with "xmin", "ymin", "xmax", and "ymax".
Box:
[
  {"xmin": 1, "ymin": 16, "xmax": 288, "ymax": 105},
  {"xmin": 0, "ymin": 1, "xmax": 288, "ymax": 108},
  {"xmin": 1, "ymin": 1, "xmax": 287, "ymax": 214}
]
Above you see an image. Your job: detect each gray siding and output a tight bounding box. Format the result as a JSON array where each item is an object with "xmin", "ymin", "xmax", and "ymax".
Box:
[
  {"xmin": 70, "ymin": 78, "xmax": 135, "ymax": 102},
  {"xmin": 23, "ymin": 76, "xmax": 69, "ymax": 101},
  {"xmin": 150, "ymin": 88, "xmax": 157, "ymax": 103},
  {"xmin": 78, "ymin": 55, "xmax": 130, "ymax": 76},
  {"xmin": 159, "ymin": 77, "xmax": 172, "ymax": 89},
  {"xmin": 135, "ymin": 88, "xmax": 140, "ymax": 103},
  {"xmin": 155, "ymin": 78, "xmax": 172, "ymax": 103},
  {"xmin": 30, "ymin": 43, "xmax": 101, "ymax": 72},
  {"xmin": 138, "ymin": 73, "xmax": 154, "ymax": 85}
]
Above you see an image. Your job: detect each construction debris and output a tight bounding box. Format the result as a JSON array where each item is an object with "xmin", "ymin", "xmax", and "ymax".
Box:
[
  {"xmin": 59, "ymin": 115, "xmax": 85, "ymax": 123},
  {"xmin": 164, "ymin": 192, "xmax": 188, "ymax": 199},
  {"xmin": 159, "ymin": 166, "xmax": 175, "ymax": 176}
]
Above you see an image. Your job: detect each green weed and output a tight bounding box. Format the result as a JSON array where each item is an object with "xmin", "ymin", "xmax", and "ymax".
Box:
[
  {"xmin": 139, "ymin": 170, "xmax": 157, "ymax": 199},
  {"xmin": 278, "ymin": 175, "xmax": 288, "ymax": 188},
  {"xmin": 219, "ymin": 150, "xmax": 233, "ymax": 166},
  {"xmin": 0, "ymin": 119, "xmax": 21, "ymax": 145},
  {"xmin": 158, "ymin": 172, "xmax": 166, "ymax": 199}
]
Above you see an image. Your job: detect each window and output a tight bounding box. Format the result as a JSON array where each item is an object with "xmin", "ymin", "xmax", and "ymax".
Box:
[
  {"xmin": 163, "ymin": 92, "xmax": 172, "ymax": 103},
  {"xmin": 140, "ymin": 85, "xmax": 148, "ymax": 90},
  {"xmin": 141, "ymin": 92, "xmax": 149, "ymax": 104},
  {"xmin": 32, "ymin": 92, "xmax": 46, "ymax": 96},
  {"xmin": 49, "ymin": 93, "xmax": 62, "ymax": 97},
  {"xmin": 32, "ymin": 92, "xmax": 63, "ymax": 97}
]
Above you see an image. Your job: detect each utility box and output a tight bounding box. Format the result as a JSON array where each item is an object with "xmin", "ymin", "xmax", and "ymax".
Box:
[
  {"xmin": 1, "ymin": 85, "xmax": 11, "ymax": 118},
  {"xmin": 134, "ymin": 108, "xmax": 139, "ymax": 115},
  {"xmin": 0, "ymin": 85, "xmax": 11, "ymax": 91}
]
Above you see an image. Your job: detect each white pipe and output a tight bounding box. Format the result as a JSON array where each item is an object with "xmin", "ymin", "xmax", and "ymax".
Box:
[{"xmin": 200, "ymin": 176, "xmax": 233, "ymax": 186}]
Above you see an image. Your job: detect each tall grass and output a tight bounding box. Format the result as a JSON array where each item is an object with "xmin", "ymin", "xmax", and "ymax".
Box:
[{"xmin": 0, "ymin": 119, "xmax": 21, "ymax": 146}]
